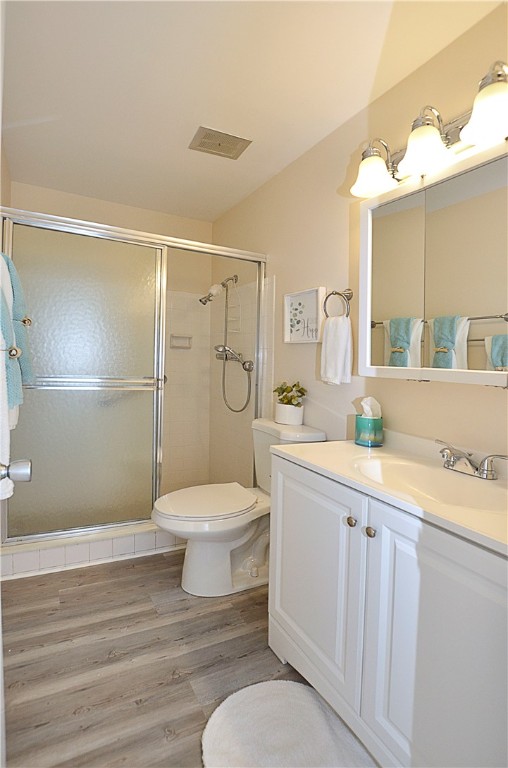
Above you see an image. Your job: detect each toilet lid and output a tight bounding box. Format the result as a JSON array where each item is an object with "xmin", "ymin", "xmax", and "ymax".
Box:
[{"xmin": 154, "ymin": 482, "xmax": 258, "ymax": 521}]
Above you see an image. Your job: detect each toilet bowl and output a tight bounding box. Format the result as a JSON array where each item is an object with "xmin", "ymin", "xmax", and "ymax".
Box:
[{"xmin": 152, "ymin": 418, "xmax": 326, "ymax": 597}]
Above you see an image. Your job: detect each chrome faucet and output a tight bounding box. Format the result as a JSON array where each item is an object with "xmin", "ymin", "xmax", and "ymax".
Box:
[
  {"xmin": 476, "ymin": 454, "xmax": 508, "ymax": 480},
  {"xmin": 436, "ymin": 440, "xmax": 508, "ymax": 480}
]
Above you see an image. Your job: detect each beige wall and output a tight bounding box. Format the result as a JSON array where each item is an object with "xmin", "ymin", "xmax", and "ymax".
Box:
[
  {"xmin": 213, "ymin": 6, "xmax": 508, "ymax": 454},
  {"xmin": 0, "ymin": 0, "xmax": 11, "ymax": 207},
  {"xmin": 9, "ymin": 181, "xmax": 212, "ymax": 243},
  {"xmin": 0, "ymin": 143, "xmax": 10, "ymax": 207}
]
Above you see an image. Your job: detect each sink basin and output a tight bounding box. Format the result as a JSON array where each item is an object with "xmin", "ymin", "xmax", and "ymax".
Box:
[{"xmin": 352, "ymin": 455, "xmax": 508, "ymax": 513}]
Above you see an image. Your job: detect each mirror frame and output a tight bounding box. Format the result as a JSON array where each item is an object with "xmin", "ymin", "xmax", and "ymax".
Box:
[{"xmin": 358, "ymin": 143, "xmax": 508, "ymax": 387}]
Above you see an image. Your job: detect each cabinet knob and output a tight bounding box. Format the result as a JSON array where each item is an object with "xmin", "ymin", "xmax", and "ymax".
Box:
[
  {"xmin": 346, "ymin": 516, "xmax": 357, "ymax": 528},
  {"xmin": 365, "ymin": 526, "xmax": 377, "ymax": 538}
]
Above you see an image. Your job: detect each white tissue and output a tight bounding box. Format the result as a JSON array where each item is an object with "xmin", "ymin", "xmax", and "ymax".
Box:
[
  {"xmin": 209, "ymin": 284, "xmax": 223, "ymax": 297},
  {"xmin": 360, "ymin": 397, "xmax": 382, "ymax": 418}
]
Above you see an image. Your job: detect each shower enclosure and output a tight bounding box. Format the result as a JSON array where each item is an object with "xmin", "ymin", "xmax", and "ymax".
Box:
[{"xmin": 1, "ymin": 209, "xmax": 266, "ymax": 540}]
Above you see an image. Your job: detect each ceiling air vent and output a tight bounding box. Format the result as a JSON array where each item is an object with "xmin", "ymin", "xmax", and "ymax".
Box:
[{"xmin": 189, "ymin": 126, "xmax": 252, "ymax": 160}]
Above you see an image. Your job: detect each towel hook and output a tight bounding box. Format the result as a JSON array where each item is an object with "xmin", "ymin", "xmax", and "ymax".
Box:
[{"xmin": 323, "ymin": 289, "xmax": 353, "ymax": 318}]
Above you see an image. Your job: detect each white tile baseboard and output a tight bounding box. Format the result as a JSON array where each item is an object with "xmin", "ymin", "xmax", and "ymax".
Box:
[{"xmin": 0, "ymin": 521, "xmax": 184, "ymax": 580}]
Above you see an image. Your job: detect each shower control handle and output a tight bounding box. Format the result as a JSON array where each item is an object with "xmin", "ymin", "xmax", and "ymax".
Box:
[{"xmin": 0, "ymin": 459, "xmax": 32, "ymax": 483}]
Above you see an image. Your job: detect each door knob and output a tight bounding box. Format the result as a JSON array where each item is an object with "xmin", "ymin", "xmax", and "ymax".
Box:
[
  {"xmin": 0, "ymin": 459, "xmax": 32, "ymax": 482},
  {"xmin": 346, "ymin": 516, "xmax": 357, "ymax": 528},
  {"xmin": 365, "ymin": 526, "xmax": 377, "ymax": 538}
]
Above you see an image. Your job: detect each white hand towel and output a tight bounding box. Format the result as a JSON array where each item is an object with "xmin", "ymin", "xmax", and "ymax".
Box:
[
  {"xmin": 320, "ymin": 316, "xmax": 352, "ymax": 385},
  {"xmin": 1, "ymin": 259, "xmax": 17, "ymax": 499},
  {"xmin": 1, "ymin": 256, "xmax": 19, "ymax": 429}
]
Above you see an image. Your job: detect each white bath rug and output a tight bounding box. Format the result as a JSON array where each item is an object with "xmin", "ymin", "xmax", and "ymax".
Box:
[{"xmin": 201, "ymin": 680, "xmax": 377, "ymax": 767}]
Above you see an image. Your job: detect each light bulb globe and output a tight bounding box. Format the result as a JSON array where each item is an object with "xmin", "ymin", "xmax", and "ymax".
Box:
[
  {"xmin": 398, "ymin": 124, "xmax": 453, "ymax": 178},
  {"xmin": 350, "ymin": 155, "xmax": 398, "ymax": 198},
  {"xmin": 460, "ymin": 81, "xmax": 508, "ymax": 147}
]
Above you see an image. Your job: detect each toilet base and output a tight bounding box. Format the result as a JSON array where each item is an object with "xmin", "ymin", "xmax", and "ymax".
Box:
[{"xmin": 181, "ymin": 516, "xmax": 270, "ymax": 597}]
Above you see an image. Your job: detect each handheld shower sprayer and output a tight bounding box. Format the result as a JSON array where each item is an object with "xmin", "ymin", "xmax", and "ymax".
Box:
[
  {"xmin": 201, "ymin": 274, "xmax": 253, "ymax": 412},
  {"xmin": 214, "ymin": 344, "xmax": 254, "ymax": 372}
]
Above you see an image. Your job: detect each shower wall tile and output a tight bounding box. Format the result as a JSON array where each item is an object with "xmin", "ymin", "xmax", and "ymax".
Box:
[
  {"xmin": 209, "ymin": 280, "xmax": 258, "ymax": 487},
  {"xmin": 155, "ymin": 530, "xmax": 176, "ymax": 549},
  {"xmin": 12, "ymin": 549, "xmax": 40, "ymax": 574},
  {"xmin": 1, "ymin": 523, "xmax": 183, "ymax": 579},
  {"xmin": 65, "ymin": 542, "xmax": 90, "ymax": 565},
  {"xmin": 0, "ymin": 553, "xmax": 13, "ymax": 577},
  {"xmin": 260, "ymin": 276, "xmax": 275, "ymax": 419},
  {"xmin": 112, "ymin": 535, "xmax": 135, "ymax": 556},
  {"xmin": 90, "ymin": 539, "xmax": 114, "ymax": 561},
  {"xmin": 134, "ymin": 531, "xmax": 156, "ymax": 552},
  {"xmin": 40, "ymin": 546, "xmax": 66, "ymax": 570},
  {"xmin": 163, "ymin": 290, "xmax": 211, "ymax": 494}
]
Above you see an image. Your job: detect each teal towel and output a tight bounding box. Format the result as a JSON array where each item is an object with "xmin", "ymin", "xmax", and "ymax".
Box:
[
  {"xmin": 1, "ymin": 289, "xmax": 23, "ymax": 409},
  {"xmin": 1, "ymin": 253, "xmax": 34, "ymax": 385},
  {"xmin": 388, "ymin": 317, "xmax": 413, "ymax": 367},
  {"xmin": 432, "ymin": 316, "xmax": 459, "ymax": 368},
  {"xmin": 491, "ymin": 334, "xmax": 508, "ymax": 369}
]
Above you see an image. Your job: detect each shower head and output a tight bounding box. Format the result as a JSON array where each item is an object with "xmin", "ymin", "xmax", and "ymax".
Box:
[
  {"xmin": 199, "ymin": 283, "xmax": 224, "ymax": 305},
  {"xmin": 198, "ymin": 275, "xmax": 238, "ymax": 305}
]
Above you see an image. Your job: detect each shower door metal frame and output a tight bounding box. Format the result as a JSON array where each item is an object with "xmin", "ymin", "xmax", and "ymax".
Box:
[
  {"xmin": 1, "ymin": 209, "xmax": 167, "ymax": 536},
  {"xmin": 1, "ymin": 206, "xmax": 267, "ymax": 541}
]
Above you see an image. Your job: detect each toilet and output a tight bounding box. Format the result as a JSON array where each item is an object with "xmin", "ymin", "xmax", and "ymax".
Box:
[{"xmin": 152, "ymin": 417, "xmax": 326, "ymax": 597}]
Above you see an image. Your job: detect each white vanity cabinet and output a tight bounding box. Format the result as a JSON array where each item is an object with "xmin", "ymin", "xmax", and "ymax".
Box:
[
  {"xmin": 268, "ymin": 455, "xmax": 368, "ymax": 711},
  {"xmin": 269, "ymin": 454, "xmax": 508, "ymax": 768}
]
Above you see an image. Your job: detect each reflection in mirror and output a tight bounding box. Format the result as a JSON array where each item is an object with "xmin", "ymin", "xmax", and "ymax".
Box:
[
  {"xmin": 368, "ymin": 154, "xmax": 507, "ymax": 375},
  {"xmin": 370, "ymin": 192, "xmax": 425, "ymax": 366},
  {"xmin": 425, "ymin": 156, "xmax": 507, "ymax": 371}
]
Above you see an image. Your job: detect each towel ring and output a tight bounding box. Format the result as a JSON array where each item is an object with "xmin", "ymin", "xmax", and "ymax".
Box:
[{"xmin": 323, "ymin": 289, "xmax": 353, "ymax": 318}]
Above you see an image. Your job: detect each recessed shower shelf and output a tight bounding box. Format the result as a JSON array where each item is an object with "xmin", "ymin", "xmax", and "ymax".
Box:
[{"xmin": 170, "ymin": 335, "xmax": 192, "ymax": 349}]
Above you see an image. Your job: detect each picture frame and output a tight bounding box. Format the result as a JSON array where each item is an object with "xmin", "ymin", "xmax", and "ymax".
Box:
[{"xmin": 284, "ymin": 287, "xmax": 326, "ymax": 343}]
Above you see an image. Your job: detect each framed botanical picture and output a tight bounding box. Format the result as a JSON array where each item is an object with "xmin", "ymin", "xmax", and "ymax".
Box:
[{"xmin": 284, "ymin": 287, "xmax": 326, "ymax": 343}]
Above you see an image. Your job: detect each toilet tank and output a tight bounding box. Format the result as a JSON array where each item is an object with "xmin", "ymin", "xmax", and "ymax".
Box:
[{"xmin": 252, "ymin": 418, "xmax": 326, "ymax": 494}]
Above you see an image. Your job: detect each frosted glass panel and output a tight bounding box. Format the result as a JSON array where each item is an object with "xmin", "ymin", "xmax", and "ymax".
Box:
[
  {"xmin": 12, "ymin": 225, "xmax": 157, "ymax": 377},
  {"xmin": 9, "ymin": 389, "xmax": 153, "ymax": 536}
]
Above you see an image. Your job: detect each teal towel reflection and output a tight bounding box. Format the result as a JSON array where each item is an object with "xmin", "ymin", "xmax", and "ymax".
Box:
[{"xmin": 432, "ymin": 315, "xmax": 459, "ymax": 368}]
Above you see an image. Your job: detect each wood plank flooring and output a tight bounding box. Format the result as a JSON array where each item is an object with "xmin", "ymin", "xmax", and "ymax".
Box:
[{"xmin": 2, "ymin": 550, "xmax": 304, "ymax": 767}]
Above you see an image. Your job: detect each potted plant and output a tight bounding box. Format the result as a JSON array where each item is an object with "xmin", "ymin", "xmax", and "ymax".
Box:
[{"xmin": 273, "ymin": 381, "xmax": 307, "ymax": 425}]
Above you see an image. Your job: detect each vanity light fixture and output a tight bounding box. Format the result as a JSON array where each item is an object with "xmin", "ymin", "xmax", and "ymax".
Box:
[
  {"xmin": 397, "ymin": 106, "xmax": 454, "ymax": 178},
  {"xmin": 350, "ymin": 139, "xmax": 398, "ymax": 199},
  {"xmin": 351, "ymin": 61, "xmax": 508, "ymax": 199},
  {"xmin": 460, "ymin": 61, "xmax": 508, "ymax": 148}
]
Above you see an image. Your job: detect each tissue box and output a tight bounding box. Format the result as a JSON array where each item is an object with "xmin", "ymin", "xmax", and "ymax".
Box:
[{"xmin": 355, "ymin": 415, "xmax": 383, "ymax": 447}]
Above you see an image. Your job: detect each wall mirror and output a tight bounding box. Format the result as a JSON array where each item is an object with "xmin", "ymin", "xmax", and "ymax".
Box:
[{"xmin": 358, "ymin": 147, "xmax": 508, "ymax": 387}]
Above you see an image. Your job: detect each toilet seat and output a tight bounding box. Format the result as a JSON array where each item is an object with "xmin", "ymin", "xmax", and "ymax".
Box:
[{"xmin": 154, "ymin": 482, "xmax": 258, "ymax": 522}]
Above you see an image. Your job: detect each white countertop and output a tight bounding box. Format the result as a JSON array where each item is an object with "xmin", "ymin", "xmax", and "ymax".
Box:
[{"xmin": 271, "ymin": 440, "xmax": 508, "ymax": 557}]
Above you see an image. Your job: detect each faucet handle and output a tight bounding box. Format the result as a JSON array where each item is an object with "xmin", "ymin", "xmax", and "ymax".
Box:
[
  {"xmin": 435, "ymin": 439, "xmax": 473, "ymax": 461},
  {"xmin": 476, "ymin": 454, "xmax": 508, "ymax": 480}
]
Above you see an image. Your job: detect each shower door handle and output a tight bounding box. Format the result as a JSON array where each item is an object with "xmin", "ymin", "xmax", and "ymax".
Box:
[{"xmin": 0, "ymin": 459, "xmax": 32, "ymax": 483}]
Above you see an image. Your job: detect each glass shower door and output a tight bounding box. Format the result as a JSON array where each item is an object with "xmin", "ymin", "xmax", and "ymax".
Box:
[{"xmin": 5, "ymin": 220, "xmax": 164, "ymax": 537}]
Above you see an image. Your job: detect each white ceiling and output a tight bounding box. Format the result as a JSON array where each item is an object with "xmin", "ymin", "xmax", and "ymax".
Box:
[{"xmin": 2, "ymin": 1, "xmax": 499, "ymax": 221}]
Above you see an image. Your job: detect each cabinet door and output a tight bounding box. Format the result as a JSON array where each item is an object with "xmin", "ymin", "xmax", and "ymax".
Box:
[
  {"xmin": 362, "ymin": 498, "xmax": 508, "ymax": 768},
  {"xmin": 269, "ymin": 456, "xmax": 368, "ymax": 710}
]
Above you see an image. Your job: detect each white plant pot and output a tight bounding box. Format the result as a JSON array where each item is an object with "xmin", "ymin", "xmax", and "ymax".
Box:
[{"xmin": 275, "ymin": 403, "xmax": 304, "ymax": 425}]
